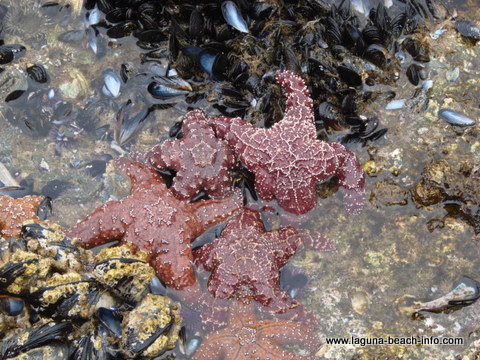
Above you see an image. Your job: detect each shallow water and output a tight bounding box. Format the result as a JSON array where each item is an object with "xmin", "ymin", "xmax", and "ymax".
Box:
[{"xmin": 0, "ymin": 0, "xmax": 479, "ymax": 359}]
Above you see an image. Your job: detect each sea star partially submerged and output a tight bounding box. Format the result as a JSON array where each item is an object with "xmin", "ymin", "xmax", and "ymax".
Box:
[
  {"xmin": 0, "ymin": 195, "xmax": 45, "ymax": 238},
  {"xmin": 193, "ymin": 208, "xmax": 334, "ymax": 313},
  {"xmin": 192, "ymin": 302, "xmax": 320, "ymax": 360},
  {"xmin": 137, "ymin": 109, "xmax": 237, "ymax": 200},
  {"xmin": 68, "ymin": 158, "xmax": 243, "ymax": 289},
  {"xmin": 209, "ymin": 70, "xmax": 365, "ymax": 215}
]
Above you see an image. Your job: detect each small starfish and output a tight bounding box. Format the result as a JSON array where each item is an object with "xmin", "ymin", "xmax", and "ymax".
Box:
[
  {"xmin": 193, "ymin": 208, "xmax": 334, "ymax": 313},
  {"xmin": 192, "ymin": 302, "xmax": 320, "ymax": 360},
  {"xmin": 139, "ymin": 109, "xmax": 237, "ymax": 200},
  {"xmin": 0, "ymin": 195, "xmax": 45, "ymax": 238},
  {"xmin": 68, "ymin": 158, "xmax": 243, "ymax": 290},
  {"xmin": 209, "ymin": 70, "xmax": 365, "ymax": 215}
]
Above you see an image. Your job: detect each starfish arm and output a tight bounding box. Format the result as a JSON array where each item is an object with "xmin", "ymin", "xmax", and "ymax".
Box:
[
  {"xmin": 68, "ymin": 200, "xmax": 129, "ymax": 248},
  {"xmin": 207, "ymin": 269, "xmax": 238, "ymax": 299},
  {"xmin": 266, "ymin": 228, "xmax": 300, "ymax": 262},
  {"xmin": 259, "ymin": 321, "xmax": 320, "ymax": 353},
  {"xmin": 209, "ymin": 116, "xmax": 272, "ymax": 166},
  {"xmin": 331, "ymin": 143, "xmax": 366, "ymax": 215},
  {"xmin": 182, "ymin": 109, "xmax": 209, "ymax": 135},
  {"xmin": 192, "ymin": 189, "xmax": 243, "ymax": 228},
  {"xmin": 193, "ymin": 242, "xmax": 217, "ymax": 271},
  {"xmin": 0, "ymin": 195, "xmax": 43, "ymax": 238},
  {"xmin": 275, "ymin": 182, "xmax": 318, "ymax": 215},
  {"xmin": 275, "ymin": 70, "xmax": 313, "ymax": 118},
  {"xmin": 171, "ymin": 173, "xmax": 197, "ymax": 200},
  {"xmin": 254, "ymin": 167, "xmax": 276, "ymax": 201},
  {"xmin": 191, "ymin": 334, "xmax": 235, "ymax": 360},
  {"xmin": 158, "ymin": 140, "xmax": 179, "ymax": 169},
  {"xmin": 149, "ymin": 247, "xmax": 196, "ymax": 289},
  {"xmin": 297, "ymin": 229, "xmax": 336, "ymax": 251},
  {"xmin": 131, "ymin": 145, "xmax": 167, "ymax": 170},
  {"xmin": 116, "ymin": 157, "xmax": 168, "ymax": 194},
  {"xmin": 255, "ymin": 278, "xmax": 299, "ymax": 313},
  {"xmin": 199, "ymin": 296, "xmax": 232, "ymax": 332},
  {"xmin": 203, "ymin": 171, "xmax": 232, "ymax": 197},
  {"xmin": 207, "ymin": 115, "xmax": 237, "ymax": 139}
]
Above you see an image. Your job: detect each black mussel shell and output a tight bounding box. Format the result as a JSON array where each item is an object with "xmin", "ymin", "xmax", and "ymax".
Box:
[
  {"xmin": 70, "ymin": 335, "xmax": 109, "ymax": 360},
  {"xmin": 316, "ymin": 101, "xmax": 344, "ymax": 127},
  {"xmin": 0, "ymin": 44, "xmax": 26, "ymax": 65},
  {"xmin": 97, "ymin": 307, "xmax": 123, "ymax": 337},
  {"xmin": 120, "ymin": 62, "xmax": 135, "ymax": 83},
  {"xmin": 403, "ymin": 38, "xmax": 430, "ymax": 62},
  {"xmin": 337, "ymin": 65, "xmax": 362, "ymax": 87},
  {"xmin": 114, "ymin": 99, "xmax": 154, "ymax": 146},
  {"xmin": 20, "ymin": 221, "xmax": 55, "ymax": 240},
  {"xmin": 107, "ymin": 21, "xmax": 136, "ymax": 39},
  {"xmin": 0, "ymin": 47, "xmax": 14, "ymax": 65},
  {"xmin": 406, "ymin": 63, "xmax": 423, "ymax": 86},
  {"xmin": 135, "ymin": 29, "xmax": 167, "ymax": 44},
  {"xmin": 26, "ymin": 64, "xmax": 49, "ymax": 84},
  {"xmin": 147, "ymin": 76, "xmax": 191, "ymax": 100},
  {"xmin": 198, "ymin": 48, "xmax": 229, "ymax": 81},
  {"xmin": 0, "ymin": 295, "xmax": 25, "ymax": 316},
  {"xmin": 189, "ymin": 8, "xmax": 204, "ymax": 42},
  {"xmin": 364, "ymin": 44, "xmax": 387, "ymax": 68},
  {"xmin": 36, "ymin": 196, "xmax": 53, "ymax": 220},
  {"xmin": 105, "ymin": 7, "xmax": 132, "ymax": 23},
  {"xmin": 438, "ymin": 109, "xmax": 476, "ymax": 126},
  {"xmin": 252, "ymin": 2, "xmax": 275, "ymax": 19},
  {"xmin": 455, "ymin": 20, "xmax": 480, "ymax": 41},
  {"xmin": 0, "ymin": 260, "xmax": 36, "ymax": 290},
  {"xmin": 0, "ymin": 322, "xmax": 72, "ymax": 359},
  {"xmin": 221, "ymin": 1, "xmax": 249, "ymax": 33},
  {"xmin": 29, "ymin": 281, "xmax": 102, "ymax": 319}
]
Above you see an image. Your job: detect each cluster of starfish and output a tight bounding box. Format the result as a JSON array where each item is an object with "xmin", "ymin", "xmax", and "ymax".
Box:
[{"xmin": 62, "ymin": 70, "xmax": 365, "ymax": 358}]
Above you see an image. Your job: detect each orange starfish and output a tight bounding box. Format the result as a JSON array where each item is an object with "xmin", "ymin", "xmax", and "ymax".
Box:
[
  {"xmin": 0, "ymin": 195, "xmax": 44, "ymax": 238},
  {"xmin": 68, "ymin": 158, "xmax": 243, "ymax": 289},
  {"xmin": 192, "ymin": 302, "xmax": 320, "ymax": 360}
]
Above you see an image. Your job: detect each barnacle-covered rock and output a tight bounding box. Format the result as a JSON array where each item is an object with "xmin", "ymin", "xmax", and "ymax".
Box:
[
  {"xmin": 412, "ymin": 159, "xmax": 480, "ymax": 234},
  {"xmin": 0, "ymin": 247, "xmax": 53, "ymax": 295},
  {"xmin": 29, "ymin": 273, "xmax": 115, "ymax": 320},
  {"xmin": 92, "ymin": 244, "xmax": 155, "ymax": 304},
  {"xmin": 0, "ymin": 221, "xmax": 183, "ymax": 359},
  {"xmin": 120, "ymin": 293, "xmax": 182, "ymax": 359}
]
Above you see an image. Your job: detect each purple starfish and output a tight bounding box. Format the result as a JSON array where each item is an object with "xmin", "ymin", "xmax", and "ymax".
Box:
[{"xmin": 209, "ymin": 70, "xmax": 366, "ymax": 215}]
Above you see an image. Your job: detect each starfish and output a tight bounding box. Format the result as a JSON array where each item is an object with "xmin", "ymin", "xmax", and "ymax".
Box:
[
  {"xmin": 138, "ymin": 109, "xmax": 237, "ymax": 200},
  {"xmin": 192, "ymin": 302, "xmax": 320, "ymax": 360},
  {"xmin": 193, "ymin": 208, "xmax": 334, "ymax": 313},
  {"xmin": 0, "ymin": 195, "xmax": 45, "ymax": 238},
  {"xmin": 209, "ymin": 70, "xmax": 365, "ymax": 215},
  {"xmin": 68, "ymin": 158, "xmax": 243, "ymax": 290}
]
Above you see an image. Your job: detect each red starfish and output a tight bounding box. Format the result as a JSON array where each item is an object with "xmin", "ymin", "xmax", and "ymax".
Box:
[
  {"xmin": 209, "ymin": 70, "xmax": 365, "ymax": 215},
  {"xmin": 68, "ymin": 158, "xmax": 243, "ymax": 290},
  {"xmin": 193, "ymin": 208, "xmax": 334, "ymax": 313},
  {"xmin": 0, "ymin": 195, "xmax": 45, "ymax": 238},
  {"xmin": 192, "ymin": 302, "xmax": 320, "ymax": 360},
  {"xmin": 138, "ymin": 109, "xmax": 237, "ymax": 200}
]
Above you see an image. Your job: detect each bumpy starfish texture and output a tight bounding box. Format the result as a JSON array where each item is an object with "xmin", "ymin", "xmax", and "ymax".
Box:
[
  {"xmin": 0, "ymin": 195, "xmax": 45, "ymax": 238},
  {"xmin": 68, "ymin": 158, "xmax": 243, "ymax": 290},
  {"xmin": 193, "ymin": 208, "xmax": 334, "ymax": 313},
  {"xmin": 138, "ymin": 109, "xmax": 236, "ymax": 200},
  {"xmin": 192, "ymin": 302, "xmax": 320, "ymax": 360},
  {"xmin": 209, "ymin": 70, "xmax": 365, "ymax": 215}
]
